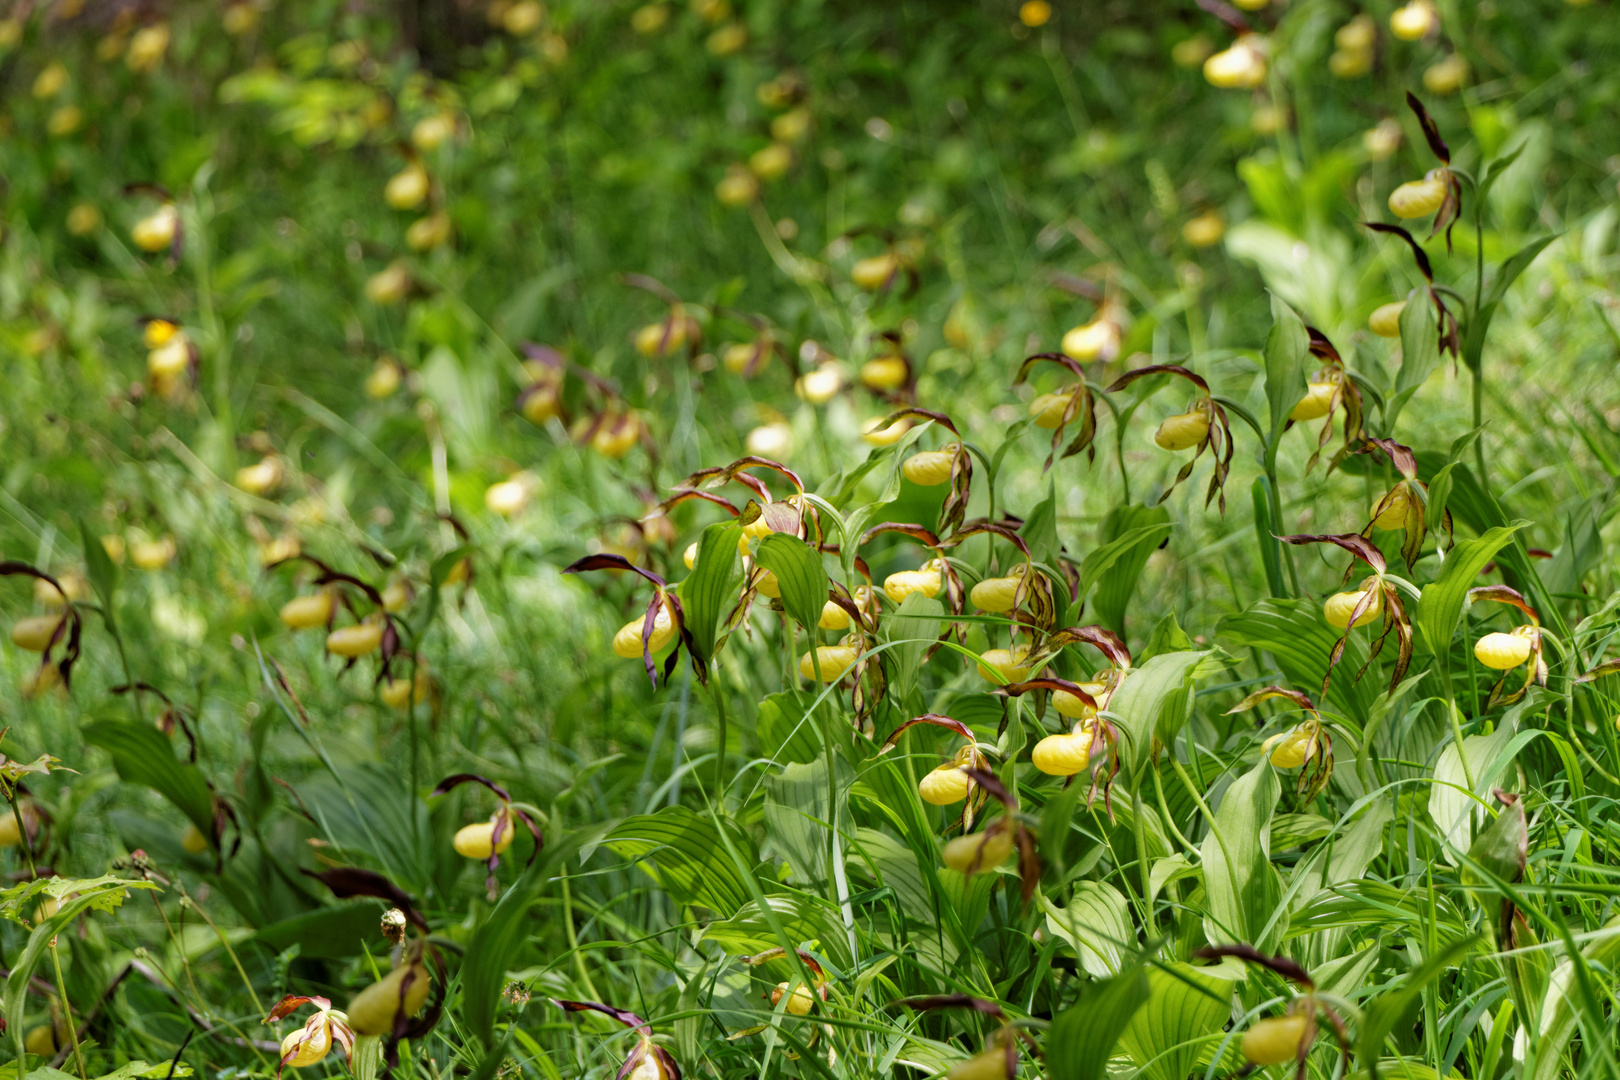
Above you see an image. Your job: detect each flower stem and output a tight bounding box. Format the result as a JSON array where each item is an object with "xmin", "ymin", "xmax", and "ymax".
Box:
[{"xmin": 48, "ymin": 940, "xmax": 86, "ymax": 1080}]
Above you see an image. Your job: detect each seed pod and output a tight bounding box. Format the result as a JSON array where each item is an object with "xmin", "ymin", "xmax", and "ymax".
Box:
[
  {"xmin": 327, "ymin": 622, "xmax": 385, "ymax": 657},
  {"xmin": 1369, "ymin": 301, "xmax": 1405, "ymax": 337},
  {"xmin": 1475, "ymin": 631, "xmax": 1531, "ymax": 671},
  {"xmin": 918, "ymin": 765, "xmax": 971, "ymax": 806},
  {"xmin": 975, "ymin": 647, "xmax": 1032, "ymax": 685},
  {"xmin": 346, "ymin": 960, "xmax": 431, "ymax": 1036},
  {"xmin": 799, "ymin": 644, "xmax": 859, "ymax": 682},
  {"xmin": 10, "ymin": 614, "xmax": 65, "ymax": 653},
  {"xmin": 385, "ymin": 165, "xmax": 430, "ymax": 210},
  {"xmin": 1153, "ymin": 410, "xmax": 1209, "ymax": 451},
  {"xmin": 941, "ymin": 827, "xmax": 1014, "ymax": 875},
  {"xmin": 454, "ymin": 812, "xmax": 515, "ymax": 859},
  {"xmin": 883, "ymin": 565, "xmax": 942, "ymax": 604},
  {"xmin": 132, "ymin": 204, "xmax": 179, "ymax": 252},
  {"xmin": 1032, "ymin": 730, "xmax": 1093, "ymax": 776},
  {"xmin": 902, "ymin": 447, "xmax": 956, "ymax": 486},
  {"xmin": 851, "ymin": 253, "xmax": 900, "ymax": 291},
  {"xmin": 770, "ymin": 982, "xmax": 815, "ymax": 1015},
  {"xmin": 1389, "ymin": 0, "xmax": 1437, "ymax": 40},
  {"xmin": 1061, "ymin": 318, "xmax": 1119, "ymax": 362},
  {"xmin": 1289, "ymin": 382, "xmax": 1336, "ymax": 422},
  {"xmin": 1388, "ymin": 170, "xmax": 1448, "ymax": 218},
  {"xmin": 860, "ymin": 355, "xmax": 909, "ymax": 392},
  {"xmin": 1323, "ymin": 588, "xmax": 1382, "ymax": 629},
  {"xmin": 612, "ymin": 607, "xmax": 675, "ymax": 659},
  {"xmin": 1241, "ymin": 1014, "xmax": 1308, "ymax": 1066}
]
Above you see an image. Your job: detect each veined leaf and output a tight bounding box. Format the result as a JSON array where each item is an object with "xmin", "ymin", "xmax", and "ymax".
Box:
[
  {"xmin": 1414, "ymin": 525, "xmax": 1525, "ymax": 665},
  {"xmin": 1218, "ymin": 599, "xmax": 1378, "ymax": 721},
  {"xmin": 1045, "ymin": 966, "xmax": 1151, "ymax": 1080},
  {"xmin": 1040, "ymin": 881, "xmax": 1132, "ymax": 977},
  {"xmin": 1106, "ymin": 649, "xmax": 1209, "ymax": 778},
  {"xmin": 1461, "ymin": 234, "xmax": 1559, "ymax": 374},
  {"xmin": 681, "ymin": 521, "xmax": 745, "ymax": 667},
  {"xmin": 1021, "ymin": 480, "xmax": 1060, "ymax": 568},
  {"xmin": 598, "ymin": 805, "xmax": 759, "ymax": 916},
  {"xmin": 1386, "ymin": 288, "xmax": 1440, "ymax": 431},
  {"xmin": 1262, "ymin": 292, "xmax": 1309, "ymax": 460},
  {"xmin": 83, "ymin": 719, "xmax": 216, "ymax": 835},
  {"xmin": 754, "ymin": 532, "xmax": 829, "ymax": 636},
  {"xmin": 1116, "ymin": 963, "xmax": 1236, "ymax": 1080},
  {"xmin": 1085, "ymin": 508, "xmax": 1172, "ymax": 634},
  {"xmin": 1200, "ymin": 759, "xmax": 1282, "ymax": 951}
]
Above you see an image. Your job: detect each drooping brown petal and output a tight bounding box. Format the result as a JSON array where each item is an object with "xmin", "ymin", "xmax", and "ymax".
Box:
[
  {"xmin": 1405, "ymin": 90, "xmax": 1451, "ymax": 164},
  {"xmin": 1192, "ymin": 944, "xmax": 1316, "ymax": 990},
  {"xmin": 429, "ymin": 773, "xmax": 513, "ymax": 801},
  {"xmin": 1225, "ymin": 685, "xmax": 1316, "ymax": 715},
  {"xmin": 1277, "ymin": 533, "xmax": 1387, "ymax": 575},
  {"xmin": 1466, "ymin": 585, "xmax": 1540, "ymax": 626},
  {"xmin": 741, "ymin": 947, "xmax": 827, "ymax": 982},
  {"xmin": 1033, "ymin": 625, "xmax": 1132, "ymax": 670},
  {"xmin": 299, "ymin": 867, "xmax": 426, "ymax": 930},
  {"xmin": 1574, "ymin": 658, "xmax": 1620, "ymax": 683},
  {"xmin": 874, "ymin": 406, "xmax": 960, "ymax": 437},
  {"xmin": 655, "ymin": 488, "xmax": 741, "ymax": 518},
  {"xmin": 878, "ymin": 713, "xmax": 977, "ymax": 754},
  {"xmin": 962, "ymin": 767, "xmax": 1016, "ymax": 810},
  {"xmin": 996, "ymin": 677, "xmax": 1098, "ymax": 712},
  {"xmin": 561, "ymin": 553, "xmax": 668, "ymax": 589},
  {"xmin": 1361, "ymin": 438, "xmax": 1419, "ymax": 480},
  {"xmin": 857, "ymin": 522, "xmax": 943, "ymax": 550},
  {"xmin": 1362, "ymin": 222, "xmax": 1434, "ymax": 283},
  {"xmin": 553, "ymin": 999, "xmax": 652, "ymax": 1034},
  {"xmin": 1103, "ymin": 363, "xmax": 1210, "ymax": 395},
  {"xmin": 262, "ymin": 994, "xmax": 333, "ymax": 1023},
  {"xmin": 898, "ymin": 994, "xmax": 1008, "ymax": 1020}
]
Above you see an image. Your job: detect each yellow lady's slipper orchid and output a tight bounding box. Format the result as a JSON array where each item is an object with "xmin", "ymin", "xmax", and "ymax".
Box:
[
  {"xmin": 941, "ymin": 826, "xmax": 1014, "ymax": 874},
  {"xmin": 1154, "ymin": 410, "xmax": 1209, "ymax": 451},
  {"xmin": 346, "ymin": 960, "xmax": 431, "ymax": 1036},
  {"xmin": 613, "ymin": 606, "xmax": 676, "ymax": 658},
  {"xmin": 1242, "ymin": 1014, "xmax": 1309, "ymax": 1066},
  {"xmin": 327, "ymin": 621, "xmax": 385, "ymax": 657},
  {"xmin": 1289, "ymin": 382, "xmax": 1336, "ymax": 422},
  {"xmin": 1388, "ymin": 169, "xmax": 1448, "ymax": 218},
  {"xmin": 1369, "ymin": 301, "xmax": 1405, "ymax": 337},
  {"xmin": 902, "ymin": 445, "xmax": 957, "ymax": 486},
  {"xmin": 454, "ymin": 811, "xmax": 515, "ymax": 859},
  {"xmin": 280, "ymin": 591, "xmax": 334, "ymax": 630},
  {"xmin": 1323, "ymin": 588, "xmax": 1382, "ymax": 629},
  {"xmin": 1475, "ymin": 631, "xmax": 1532, "ymax": 670}
]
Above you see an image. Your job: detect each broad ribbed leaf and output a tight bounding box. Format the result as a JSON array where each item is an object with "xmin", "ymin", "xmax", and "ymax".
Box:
[
  {"xmin": 1040, "ymin": 881, "xmax": 1132, "ymax": 977},
  {"xmin": 1084, "ymin": 507, "xmax": 1172, "ymax": 634},
  {"xmin": 753, "ymin": 532, "xmax": 828, "ymax": 635},
  {"xmin": 1045, "ymin": 967, "xmax": 1151, "ymax": 1080},
  {"xmin": 1116, "ymin": 964, "xmax": 1235, "ymax": 1080},
  {"xmin": 463, "ymin": 870, "xmax": 544, "ymax": 1048},
  {"xmin": 1414, "ymin": 525, "xmax": 1525, "ymax": 666},
  {"xmin": 1218, "ymin": 599, "xmax": 1378, "ymax": 721},
  {"xmin": 682, "ymin": 521, "xmax": 745, "ymax": 666},
  {"xmin": 1107, "ymin": 649, "xmax": 1209, "ymax": 777},
  {"xmin": 83, "ymin": 719, "xmax": 215, "ymax": 834},
  {"xmin": 600, "ymin": 805, "xmax": 758, "ymax": 916},
  {"xmin": 1022, "ymin": 480, "xmax": 1060, "ymax": 567},
  {"xmin": 1200, "ymin": 760, "xmax": 1282, "ymax": 950},
  {"xmin": 1262, "ymin": 292, "xmax": 1308, "ymax": 457},
  {"xmin": 1387, "ymin": 286, "xmax": 1440, "ymax": 430}
]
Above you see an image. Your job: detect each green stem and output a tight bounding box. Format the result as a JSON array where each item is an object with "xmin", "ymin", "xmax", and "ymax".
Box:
[
  {"xmin": 708, "ymin": 671, "xmax": 730, "ymax": 809},
  {"xmin": 184, "ymin": 887, "xmax": 265, "ymax": 1014},
  {"xmin": 48, "ymin": 941, "xmax": 86, "ymax": 1080}
]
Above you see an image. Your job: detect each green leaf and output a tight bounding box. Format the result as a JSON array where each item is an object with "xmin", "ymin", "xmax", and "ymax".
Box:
[
  {"xmin": 1262, "ymin": 292, "xmax": 1309, "ymax": 459},
  {"xmin": 463, "ymin": 870, "xmax": 544, "ymax": 1049},
  {"xmin": 1360, "ymin": 934, "xmax": 1480, "ymax": 1078},
  {"xmin": 1021, "ymin": 480, "xmax": 1060, "ymax": 567},
  {"xmin": 1387, "ymin": 286, "xmax": 1441, "ymax": 431},
  {"xmin": 681, "ymin": 521, "xmax": 745, "ymax": 667},
  {"xmin": 1039, "ymin": 881, "xmax": 1132, "ymax": 977},
  {"xmin": 753, "ymin": 533, "xmax": 829, "ymax": 635},
  {"xmin": 1218, "ymin": 599, "xmax": 1379, "ymax": 721},
  {"xmin": 1117, "ymin": 963, "xmax": 1236, "ymax": 1080},
  {"xmin": 1138, "ymin": 611, "xmax": 1193, "ymax": 665},
  {"xmin": 597, "ymin": 805, "xmax": 758, "ymax": 916},
  {"xmin": 764, "ymin": 758, "xmax": 847, "ymax": 887},
  {"xmin": 1106, "ymin": 649, "xmax": 1209, "ymax": 778},
  {"xmin": 1250, "ymin": 477, "xmax": 1287, "ymax": 599},
  {"xmin": 879, "ymin": 593, "xmax": 943, "ymax": 703},
  {"xmin": 83, "ymin": 719, "xmax": 216, "ymax": 835},
  {"xmin": 251, "ymin": 902, "xmax": 383, "ymax": 959},
  {"xmin": 79, "ymin": 518, "xmax": 120, "ymax": 622},
  {"xmin": 1461, "ymin": 234, "xmax": 1559, "ymax": 374},
  {"xmin": 756, "ymin": 689, "xmax": 823, "ymax": 766},
  {"xmin": 1414, "ymin": 524, "xmax": 1525, "ymax": 663},
  {"xmin": 1200, "ymin": 759, "xmax": 1282, "ymax": 950},
  {"xmin": 1082, "ymin": 507, "xmax": 1172, "ymax": 634},
  {"xmin": 1045, "ymin": 967, "xmax": 1151, "ymax": 1080}
]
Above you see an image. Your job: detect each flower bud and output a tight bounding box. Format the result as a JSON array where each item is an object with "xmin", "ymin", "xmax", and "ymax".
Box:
[
  {"xmin": 613, "ymin": 606, "xmax": 675, "ymax": 659},
  {"xmin": 1289, "ymin": 381, "xmax": 1336, "ymax": 422},
  {"xmin": 280, "ymin": 591, "xmax": 335, "ymax": 630},
  {"xmin": 976, "ymin": 646, "xmax": 1032, "ymax": 685},
  {"xmin": 770, "ymin": 982, "xmax": 815, "ymax": 1015},
  {"xmin": 25, "ymin": 1025, "xmax": 59, "ymax": 1058},
  {"xmin": 1475, "ymin": 631, "xmax": 1532, "ymax": 670},
  {"xmin": 902, "ymin": 446, "xmax": 957, "ymax": 486},
  {"xmin": 327, "ymin": 621, "xmax": 385, "ymax": 657},
  {"xmin": 706, "ymin": 22, "xmax": 747, "ymax": 56},
  {"xmin": 1203, "ymin": 36, "xmax": 1266, "ymax": 89},
  {"xmin": 1182, "ymin": 211, "xmax": 1225, "ymax": 248},
  {"xmin": 10, "ymin": 615, "xmax": 65, "ymax": 653},
  {"xmin": 454, "ymin": 811, "xmax": 515, "ymax": 858},
  {"xmin": 365, "ymin": 262, "xmax": 411, "ymax": 305},
  {"xmin": 860, "ymin": 355, "xmax": 909, "ymax": 392},
  {"xmin": 385, "ymin": 165, "xmax": 430, "ymax": 210},
  {"xmin": 851, "ymin": 253, "xmax": 901, "ymax": 291},
  {"xmin": 1241, "ymin": 1014, "xmax": 1308, "ymax": 1066},
  {"xmin": 1369, "ymin": 301, "xmax": 1405, "ymax": 338},
  {"xmin": 346, "ymin": 960, "xmax": 432, "ymax": 1036},
  {"xmin": 749, "ymin": 143, "xmax": 793, "ymax": 181},
  {"xmin": 1020, "ymin": 0, "xmax": 1052, "ymax": 25},
  {"xmin": 1389, "ymin": 0, "xmax": 1437, "ymax": 40},
  {"xmin": 883, "ymin": 563, "xmax": 942, "ymax": 604},
  {"xmin": 636, "ymin": 318, "xmax": 694, "ymax": 358},
  {"xmin": 1267, "ymin": 726, "xmax": 1313, "ymax": 768},
  {"xmin": 366, "ymin": 359, "xmax": 403, "ymax": 399},
  {"xmin": 861, "ymin": 416, "xmax": 911, "ymax": 445},
  {"xmin": 941, "ymin": 827, "xmax": 1014, "ymax": 874},
  {"xmin": 1032, "ymin": 729, "xmax": 1093, "ymax": 776},
  {"xmin": 1323, "ymin": 588, "xmax": 1382, "ymax": 629},
  {"xmin": 799, "ymin": 643, "xmax": 859, "ymax": 681},
  {"xmin": 919, "ymin": 765, "xmax": 972, "ymax": 806},
  {"xmin": 1028, "ymin": 390, "xmax": 1076, "ymax": 429},
  {"xmin": 406, "ymin": 212, "xmax": 453, "ymax": 251},
  {"xmin": 1388, "ymin": 169, "xmax": 1448, "ymax": 219},
  {"xmin": 235, "ymin": 456, "xmax": 282, "ymax": 496},
  {"xmin": 131, "ymin": 536, "xmax": 177, "ymax": 570},
  {"xmin": 1423, "ymin": 54, "xmax": 1466, "ymax": 95},
  {"xmin": 1061, "ymin": 318, "xmax": 1119, "ymax": 362},
  {"xmin": 796, "ymin": 365, "xmax": 845, "ymax": 404},
  {"xmin": 1053, "ymin": 685, "xmax": 1102, "ymax": 718},
  {"xmin": 132, "ymin": 203, "xmax": 179, "ymax": 252},
  {"xmin": 1154, "ymin": 410, "xmax": 1209, "ymax": 452}
]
